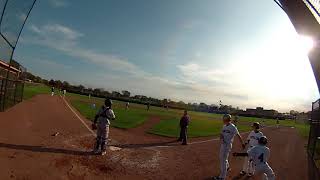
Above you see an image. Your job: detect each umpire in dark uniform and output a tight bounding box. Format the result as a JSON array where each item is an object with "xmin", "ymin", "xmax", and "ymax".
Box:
[{"xmin": 177, "ymin": 110, "xmax": 190, "ymax": 145}]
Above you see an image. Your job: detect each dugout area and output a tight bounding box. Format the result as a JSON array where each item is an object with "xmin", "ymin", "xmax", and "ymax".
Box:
[
  {"xmin": 308, "ymin": 99, "xmax": 320, "ymax": 180},
  {"xmin": 0, "ymin": 59, "xmax": 24, "ymax": 111},
  {"xmin": 0, "ymin": 0, "xmax": 36, "ymax": 111},
  {"xmin": 277, "ymin": 0, "xmax": 320, "ymax": 179}
]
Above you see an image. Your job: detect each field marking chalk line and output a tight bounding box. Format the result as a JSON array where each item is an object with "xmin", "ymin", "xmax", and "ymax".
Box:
[{"xmin": 60, "ymin": 95, "xmax": 96, "ymax": 136}]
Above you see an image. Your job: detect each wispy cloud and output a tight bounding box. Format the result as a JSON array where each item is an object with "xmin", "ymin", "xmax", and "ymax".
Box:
[
  {"xmin": 31, "ymin": 58, "xmax": 72, "ymax": 70},
  {"xmin": 17, "ymin": 13, "xmax": 27, "ymax": 22},
  {"xmin": 177, "ymin": 62, "xmax": 233, "ymax": 85},
  {"xmin": 49, "ymin": 0, "xmax": 68, "ymax": 8},
  {"xmin": 26, "ymin": 23, "xmax": 144, "ymax": 75},
  {"xmin": 29, "ymin": 24, "xmax": 83, "ymax": 40}
]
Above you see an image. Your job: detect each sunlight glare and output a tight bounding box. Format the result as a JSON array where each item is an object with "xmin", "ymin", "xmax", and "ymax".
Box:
[{"xmin": 297, "ymin": 35, "xmax": 314, "ymax": 54}]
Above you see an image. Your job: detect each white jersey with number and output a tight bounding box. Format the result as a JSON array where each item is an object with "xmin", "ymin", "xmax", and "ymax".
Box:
[
  {"xmin": 247, "ymin": 144, "xmax": 270, "ymax": 166},
  {"xmin": 247, "ymin": 130, "xmax": 264, "ymax": 147},
  {"xmin": 221, "ymin": 123, "xmax": 239, "ymax": 147}
]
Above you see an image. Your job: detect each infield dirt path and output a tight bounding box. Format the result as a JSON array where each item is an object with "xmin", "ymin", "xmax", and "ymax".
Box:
[{"xmin": 0, "ymin": 95, "xmax": 308, "ymax": 180}]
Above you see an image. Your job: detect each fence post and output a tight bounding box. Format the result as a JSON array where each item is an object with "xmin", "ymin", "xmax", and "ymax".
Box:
[
  {"xmin": 20, "ymin": 81, "xmax": 24, "ymax": 102},
  {"xmin": 0, "ymin": 78, "xmax": 3, "ymax": 111},
  {"xmin": 1, "ymin": 77, "xmax": 7, "ymax": 111},
  {"xmin": 13, "ymin": 80, "xmax": 17, "ymax": 104}
]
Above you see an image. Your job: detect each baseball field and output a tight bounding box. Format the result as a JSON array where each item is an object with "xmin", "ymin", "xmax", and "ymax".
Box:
[
  {"xmin": 0, "ymin": 83, "xmax": 310, "ymax": 179},
  {"xmin": 64, "ymin": 87, "xmax": 310, "ymax": 139}
]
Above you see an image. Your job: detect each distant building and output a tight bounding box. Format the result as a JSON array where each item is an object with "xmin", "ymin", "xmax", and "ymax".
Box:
[
  {"xmin": 243, "ymin": 107, "xmax": 278, "ymax": 118},
  {"xmin": 0, "ymin": 60, "xmax": 21, "ymax": 79}
]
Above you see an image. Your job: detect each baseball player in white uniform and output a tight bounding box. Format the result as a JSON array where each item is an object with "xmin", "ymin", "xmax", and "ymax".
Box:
[
  {"xmin": 92, "ymin": 99, "xmax": 116, "ymax": 156},
  {"xmin": 233, "ymin": 136, "xmax": 275, "ymax": 180},
  {"xmin": 241, "ymin": 122, "xmax": 264, "ymax": 176},
  {"xmin": 213, "ymin": 114, "xmax": 245, "ymax": 180},
  {"xmin": 126, "ymin": 102, "xmax": 130, "ymax": 110},
  {"xmin": 51, "ymin": 87, "xmax": 54, "ymax": 96}
]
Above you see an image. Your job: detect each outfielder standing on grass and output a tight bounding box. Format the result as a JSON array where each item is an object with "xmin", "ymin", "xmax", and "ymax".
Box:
[
  {"xmin": 147, "ymin": 102, "xmax": 150, "ymax": 111},
  {"xmin": 233, "ymin": 136, "xmax": 275, "ymax": 180},
  {"xmin": 213, "ymin": 114, "xmax": 245, "ymax": 180},
  {"xmin": 126, "ymin": 102, "xmax": 129, "ymax": 110},
  {"xmin": 240, "ymin": 122, "xmax": 264, "ymax": 177},
  {"xmin": 92, "ymin": 98, "xmax": 116, "ymax": 156}
]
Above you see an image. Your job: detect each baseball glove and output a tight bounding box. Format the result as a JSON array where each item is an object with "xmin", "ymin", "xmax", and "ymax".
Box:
[{"xmin": 91, "ymin": 123, "xmax": 97, "ymax": 130}]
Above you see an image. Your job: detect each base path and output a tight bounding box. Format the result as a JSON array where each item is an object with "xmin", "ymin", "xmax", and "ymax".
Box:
[{"xmin": 0, "ymin": 95, "xmax": 308, "ymax": 179}]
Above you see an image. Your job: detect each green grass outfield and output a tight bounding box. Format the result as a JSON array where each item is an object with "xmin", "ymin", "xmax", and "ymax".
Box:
[
  {"xmin": 23, "ymin": 83, "xmax": 51, "ymax": 100},
  {"xmin": 23, "ymin": 83, "xmax": 310, "ymax": 138},
  {"xmin": 66, "ymin": 92, "xmax": 309, "ymax": 138}
]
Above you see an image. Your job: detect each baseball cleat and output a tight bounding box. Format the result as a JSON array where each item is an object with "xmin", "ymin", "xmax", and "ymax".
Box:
[
  {"xmin": 101, "ymin": 151, "xmax": 107, "ymax": 156},
  {"xmin": 247, "ymin": 173, "xmax": 253, "ymax": 177},
  {"xmin": 93, "ymin": 149, "xmax": 100, "ymax": 155},
  {"xmin": 212, "ymin": 176, "xmax": 222, "ymax": 180},
  {"xmin": 240, "ymin": 171, "xmax": 246, "ymax": 175}
]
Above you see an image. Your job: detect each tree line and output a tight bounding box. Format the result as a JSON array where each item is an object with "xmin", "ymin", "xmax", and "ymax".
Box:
[
  {"xmin": 22, "ymin": 71, "xmax": 238, "ymax": 113},
  {"xmin": 22, "ymin": 71, "xmax": 305, "ymax": 118}
]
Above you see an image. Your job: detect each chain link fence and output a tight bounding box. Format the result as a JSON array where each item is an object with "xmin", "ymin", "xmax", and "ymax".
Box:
[
  {"xmin": 0, "ymin": 0, "xmax": 36, "ymax": 111},
  {"xmin": 0, "ymin": 77, "xmax": 24, "ymax": 111}
]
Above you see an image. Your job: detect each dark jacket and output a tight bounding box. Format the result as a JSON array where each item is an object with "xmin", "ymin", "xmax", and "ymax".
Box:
[{"xmin": 180, "ymin": 115, "xmax": 190, "ymax": 128}]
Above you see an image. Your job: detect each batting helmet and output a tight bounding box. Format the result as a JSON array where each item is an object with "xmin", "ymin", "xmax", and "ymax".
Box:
[
  {"xmin": 223, "ymin": 114, "xmax": 232, "ymax": 121},
  {"xmin": 252, "ymin": 122, "xmax": 260, "ymax": 129},
  {"xmin": 105, "ymin": 98, "xmax": 113, "ymax": 107},
  {"xmin": 258, "ymin": 136, "xmax": 268, "ymax": 145}
]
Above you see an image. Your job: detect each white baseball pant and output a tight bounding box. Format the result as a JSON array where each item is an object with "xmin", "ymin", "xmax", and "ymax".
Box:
[
  {"xmin": 255, "ymin": 163, "xmax": 275, "ymax": 180},
  {"xmin": 219, "ymin": 144, "xmax": 231, "ymax": 179}
]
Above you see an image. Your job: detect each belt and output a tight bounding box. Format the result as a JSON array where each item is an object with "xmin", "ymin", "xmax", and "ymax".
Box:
[{"xmin": 255, "ymin": 162, "xmax": 266, "ymax": 166}]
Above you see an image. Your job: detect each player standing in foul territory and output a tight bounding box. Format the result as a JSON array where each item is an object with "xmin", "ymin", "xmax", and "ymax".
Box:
[
  {"xmin": 233, "ymin": 136, "xmax": 275, "ymax": 180},
  {"xmin": 51, "ymin": 86, "xmax": 54, "ymax": 96},
  {"xmin": 213, "ymin": 114, "xmax": 245, "ymax": 180},
  {"xmin": 177, "ymin": 110, "xmax": 190, "ymax": 145},
  {"xmin": 126, "ymin": 102, "xmax": 130, "ymax": 110},
  {"xmin": 92, "ymin": 99, "xmax": 116, "ymax": 156},
  {"xmin": 241, "ymin": 122, "xmax": 264, "ymax": 176}
]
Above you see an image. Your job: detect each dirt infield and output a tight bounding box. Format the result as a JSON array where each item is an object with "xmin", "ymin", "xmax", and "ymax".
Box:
[{"xmin": 0, "ymin": 95, "xmax": 308, "ymax": 179}]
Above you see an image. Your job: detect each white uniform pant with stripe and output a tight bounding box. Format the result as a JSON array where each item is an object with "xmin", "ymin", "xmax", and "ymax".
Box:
[
  {"xmin": 219, "ymin": 144, "xmax": 231, "ymax": 179},
  {"xmin": 255, "ymin": 163, "xmax": 275, "ymax": 180},
  {"xmin": 242, "ymin": 146, "xmax": 254, "ymax": 174},
  {"xmin": 95, "ymin": 124, "xmax": 110, "ymax": 151}
]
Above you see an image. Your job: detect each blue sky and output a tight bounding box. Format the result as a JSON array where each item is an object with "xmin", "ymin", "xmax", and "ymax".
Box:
[{"xmin": 12, "ymin": 0, "xmax": 319, "ymax": 112}]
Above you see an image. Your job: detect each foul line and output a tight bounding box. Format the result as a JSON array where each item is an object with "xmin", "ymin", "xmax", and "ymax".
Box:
[
  {"xmin": 151, "ymin": 126, "xmax": 272, "ymax": 148},
  {"xmin": 60, "ymin": 95, "xmax": 96, "ymax": 136}
]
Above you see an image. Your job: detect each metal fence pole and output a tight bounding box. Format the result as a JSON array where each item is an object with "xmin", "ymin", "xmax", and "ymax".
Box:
[
  {"xmin": 0, "ymin": 78, "xmax": 3, "ymax": 111},
  {"xmin": 13, "ymin": 80, "xmax": 16, "ymax": 104},
  {"xmin": 21, "ymin": 81, "xmax": 24, "ymax": 102}
]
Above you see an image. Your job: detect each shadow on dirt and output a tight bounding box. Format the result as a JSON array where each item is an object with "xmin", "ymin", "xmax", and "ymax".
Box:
[
  {"xmin": 111, "ymin": 140, "xmax": 179, "ymax": 149},
  {"xmin": 203, "ymin": 173, "xmax": 249, "ymax": 180},
  {"xmin": 231, "ymin": 174, "xmax": 250, "ymax": 180},
  {"xmin": 0, "ymin": 142, "xmax": 91, "ymax": 156}
]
